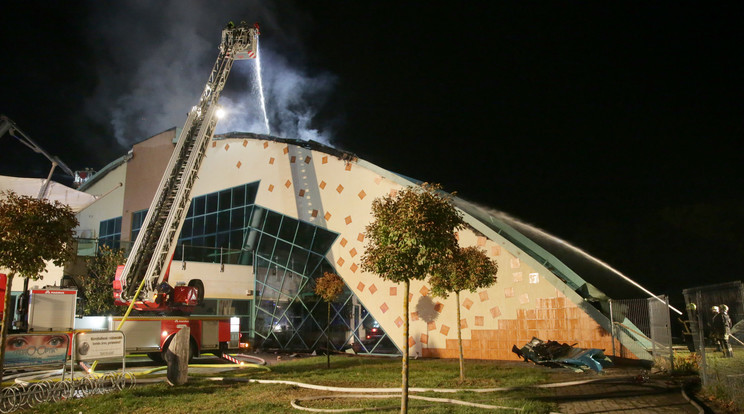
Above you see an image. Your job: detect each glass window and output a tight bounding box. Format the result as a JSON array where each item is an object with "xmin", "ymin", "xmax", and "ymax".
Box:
[
  {"xmin": 273, "ymin": 239, "xmax": 293, "ymax": 268},
  {"xmin": 263, "ymin": 211, "xmax": 282, "ymax": 235},
  {"xmin": 245, "ymin": 183, "xmax": 258, "ymax": 204},
  {"xmin": 205, "ymin": 214, "xmax": 217, "ymax": 234},
  {"xmin": 218, "ymin": 189, "xmax": 231, "ymax": 211},
  {"xmin": 217, "ymin": 211, "xmax": 231, "ymax": 233},
  {"xmin": 193, "ymin": 216, "xmax": 205, "ymax": 236},
  {"xmin": 98, "ymin": 216, "xmax": 122, "ymax": 250},
  {"xmin": 311, "ymin": 230, "xmax": 337, "ymax": 255},
  {"xmin": 295, "ymin": 222, "xmax": 316, "ymax": 250},
  {"xmin": 278, "ymin": 216, "xmax": 299, "ymax": 243},
  {"xmin": 256, "ymin": 233, "xmax": 275, "ymax": 260},
  {"xmin": 232, "ymin": 186, "xmax": 245, "ymax": 208},
  {"xmin": 193, "ymin": 197, "xmax": 205, "ymax": 216},
  {"xmin": 131, "ymin": 209, "xmax": 148, "ymax": 242},
  {"xmin": 206, "ymin": 193, "xmax": 218, "ymax": 214},
  {"xmin": 181, "ymin": 218, "xmax": 193, "ymax": 238},
  {"xmin": 231, "ymin": 208, "xmax": 245, "ymax": 230}
]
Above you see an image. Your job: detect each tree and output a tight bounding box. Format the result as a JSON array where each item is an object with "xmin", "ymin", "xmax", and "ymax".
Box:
[
  {"xmin": 78, "ymin": 244, "xmax": 125, "ymax": 316},
  {"xmin": 429, "ymin": 246, "xmax": 498, "ymax": 381},
  {"xmin": 362, "ymin": 183, "xmax": 463, "ymax": 413},
  {"xmin": 0, "ymin": 191, "xmax": 78, "ymax": 383},
  {"xmin": 314, "ymin": 271, "xmax": 345, "ymax": 368}
]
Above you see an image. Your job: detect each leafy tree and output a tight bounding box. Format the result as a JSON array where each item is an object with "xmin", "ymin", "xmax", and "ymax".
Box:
[
  {"xmin": 314, "ymin": 271, "xmax": 345, "ymax": 368},
  {"xmin": 362, "ymin": 183, "xmax": 463, "ymax": 413},
  {"xmin": 0, "ymin": 191, "xmax": 78, "ymax": 384},
  {"xmin": 430, "ymin": 246, "xmax": 498, "ymax": 381},
  {"xmin": 78, "ymin": 244, "xmax": 126, "ymax": 316}
]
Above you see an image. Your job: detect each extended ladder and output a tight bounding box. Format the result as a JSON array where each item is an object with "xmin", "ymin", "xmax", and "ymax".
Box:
[{"xmin": 118, "ymin": 22, "xmax": 259, "ymax": 304}]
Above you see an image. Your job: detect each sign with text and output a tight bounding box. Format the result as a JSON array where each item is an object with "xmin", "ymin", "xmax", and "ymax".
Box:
[
  {"xmin": 4, "ymin": 333, "xmax": 70, "ymax": 368},
  {"xmin": 74, "ymin": 331, "xmax": 125, "ymax": 361}
]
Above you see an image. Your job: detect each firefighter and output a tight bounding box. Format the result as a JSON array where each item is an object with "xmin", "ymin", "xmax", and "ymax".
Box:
[
  {"xmin": 720, "ymin": 304, "xmax": 734, "ymax": 357},
  {"xmin": 711, "ymin": 305, "xmax": 733, "ymax": 357}
]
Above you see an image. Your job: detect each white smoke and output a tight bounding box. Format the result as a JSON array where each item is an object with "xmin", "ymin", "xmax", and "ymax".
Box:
[
  {"xmin": 215, "ymin": 46, "xmax": 336, "ymax": 145},
  {"xmin": 83, "ymin": 1, "xmax": 336, "ymax": 147}
]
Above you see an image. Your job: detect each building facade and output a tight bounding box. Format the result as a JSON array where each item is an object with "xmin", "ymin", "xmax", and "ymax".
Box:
[{"xmin": 71, "ymin": 129, "xmax": 651, "ymax": 360}]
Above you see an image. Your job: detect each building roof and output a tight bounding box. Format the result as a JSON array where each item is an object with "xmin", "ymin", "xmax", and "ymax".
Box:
[
  {"xmin": 0, "ymin": 175, "xmax": 97, "ymax": 212},
  {"xmin": 89, "ymin": 130, "xmax": 656, "ymax": 302}
]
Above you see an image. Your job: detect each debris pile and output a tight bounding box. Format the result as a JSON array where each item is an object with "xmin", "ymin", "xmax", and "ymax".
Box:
[{"xmin": 512, "ymin": 337, "xmax": 613, "ymax": 372}]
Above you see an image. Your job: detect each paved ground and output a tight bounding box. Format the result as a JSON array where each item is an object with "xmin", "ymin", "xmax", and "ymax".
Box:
[{"xmin": 534, "ymin": 364, "xmax": 707, "ymax": 414}]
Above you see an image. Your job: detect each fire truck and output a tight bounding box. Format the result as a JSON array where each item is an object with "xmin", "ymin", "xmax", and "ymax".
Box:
[
  {"xmin": 114, "ymin": 21, "xmax": 260, "ymax": 314},
  {"xmin": 2, "ymin": 21, "xmax": 260, "ymax": 364},
  {"xmin": 0, "ymin": 281, "xmax": 232, "ymax": 363},
  {"xmin": 106, "ymin": 21, "xmax": 261, "ymax": 360}
]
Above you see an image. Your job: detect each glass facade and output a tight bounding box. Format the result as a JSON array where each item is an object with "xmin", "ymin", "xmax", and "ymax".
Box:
[
  {"xmin": 98, "ymin": 216, "xmax": 122, "ymax": 250},
  {"xmin": 177, "ymin": 182, "xmax": 258, "ymax": 264},
  {"xmin": 148, "ymin": 181, "xmax": 398, "ymax": 355},
  {"xmin": 130, "ymin": 209, "xmax": 147, "ymax": 242},
  {"xmin": 254, "ymin": 255, "xmax": 398, "ymax": 354}
]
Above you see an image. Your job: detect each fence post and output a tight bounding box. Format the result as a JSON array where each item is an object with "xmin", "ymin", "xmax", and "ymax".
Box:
[
  {"xmin": 609, "ymin": 299, "xmax": 616, "ymax": 358},
  {"xmin": 695, "ymin": 290, "xmax": 708, "ymax": 386},
  {"xmin": 665, "ymin": 295, "xmax": 674, "ymax": 371}
]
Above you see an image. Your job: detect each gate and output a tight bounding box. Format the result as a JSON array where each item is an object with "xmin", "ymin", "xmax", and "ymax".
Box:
[
  {"xmin": 609, "ymin": 295, "xmax": 673, "ymax": 369},
  {"xmin": 682, "ymin": 281, "xmax": 743, "ymax": 409}
]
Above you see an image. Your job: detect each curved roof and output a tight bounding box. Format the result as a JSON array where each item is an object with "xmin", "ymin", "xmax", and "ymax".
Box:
[{"xmin": 453, "ymin": 198, "xmax": 653, "ymax": 300}]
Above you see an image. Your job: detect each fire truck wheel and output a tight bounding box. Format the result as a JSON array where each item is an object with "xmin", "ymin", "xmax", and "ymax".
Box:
[{"xmin": 147, "ymin": 352, "xmax": 164, "ymax": 363}]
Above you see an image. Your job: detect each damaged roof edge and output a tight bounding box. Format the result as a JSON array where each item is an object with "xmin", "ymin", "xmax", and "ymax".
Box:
[
  {"xmin": 214, "ymin": 132, "xmax": 359, "ymax": 162},
  {"xmin": 77, "ymin": 153, "xmax": 132, "ymax": 192}
]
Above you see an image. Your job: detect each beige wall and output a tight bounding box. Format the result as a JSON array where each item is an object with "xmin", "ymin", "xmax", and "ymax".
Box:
[
  {"xmin": 1, "ymin": 263, "xmax": 65, "ymax": 292},
  {"xmin": 72, "ymin": 134, "xmax": 633, "ymax": 359},
  {"xmin": 76, "ymin": 163, "xmax": 127, "ymax": 240},
  {"xmin": 189, "ymin": 137, "xmax": 633, "ymax": 359},
  {"xmin": 121, "ymin": 128, "xmax": 176, "ymax": 241}
]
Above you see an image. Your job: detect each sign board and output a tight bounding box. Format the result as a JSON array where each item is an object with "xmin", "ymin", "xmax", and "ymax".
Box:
[
  {"xmin": 4, "ymin": 333, "xmax": 70, "ymax": 369},
  {"xmin": 28, "ymin": 289, "xmax": 77, "ymax": 331},
  {"xmin": 74, "ymin": 331, "xmax": 125, "ymax": 362}
]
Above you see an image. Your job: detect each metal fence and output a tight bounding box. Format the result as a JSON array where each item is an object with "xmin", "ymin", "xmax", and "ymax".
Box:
[
  {"xmin": 609, "ymin": 295, "xmax": 673, "ymax": 369},
  {"xmin": 682, "ymin": 281, "xmax": 744, "ymax": 410},
  {"xmin": 0, "ymin": 373, "xmax": 135, "ymax": 413}
]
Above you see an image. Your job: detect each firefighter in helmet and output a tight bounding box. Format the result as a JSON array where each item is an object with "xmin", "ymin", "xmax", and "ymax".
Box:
[{"xmin": 711, "ymin": 305, "xmax": 733, "ymax": 357}]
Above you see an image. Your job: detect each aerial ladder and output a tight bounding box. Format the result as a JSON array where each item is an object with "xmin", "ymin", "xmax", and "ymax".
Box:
[{"xmin": 114, "ymin": 22, "xmax": 260, "ymax": 313}]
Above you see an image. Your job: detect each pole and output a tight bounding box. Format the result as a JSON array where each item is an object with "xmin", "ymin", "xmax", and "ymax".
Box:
[
  {"xmin": 609, "ymin": 299, "xmax": 616, "ymax": 358},
  {"xmin": 695, "ymin": 291, "xmax": 708, "ymax": 386},
  {"xmin": 37, "ymin": 161, "xmax": 58, "ymax": 200},
  {"xmin": 665, "ymin": 295, "xmax": 674, "ymax": 371}
]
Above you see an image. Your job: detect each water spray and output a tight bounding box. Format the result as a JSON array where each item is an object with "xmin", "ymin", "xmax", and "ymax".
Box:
[
  {"xmin": 472, "ymin": 204, "xmax": 683, "ymax": 315},
  {"xmin": 254, "ymin": 37, "xmax": 271, "ymax": 135}
]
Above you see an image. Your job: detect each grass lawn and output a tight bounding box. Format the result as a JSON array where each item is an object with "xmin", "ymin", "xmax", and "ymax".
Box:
[{"xmin": 23, "ymin": 355, "xmax": 560, "ymax": 413}]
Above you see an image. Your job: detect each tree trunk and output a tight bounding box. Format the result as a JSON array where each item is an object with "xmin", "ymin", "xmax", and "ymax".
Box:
[
  {"xmin": 401, "ymin": 280, "xmax": 409, "ymax": 413},
  {"xmin": 165, "ymin": 327, "xmax": 190, "ymax": 386},
  {"xmin": 0, "ymin": 274, "xmax": 15, "ymax": 388},
  {"xmin": 326, "ymin": 301, "xmax": 331, "ymax": 369},
  {"xmin": 457, "ymin": 290, "xmax": 464, "ymax": 382}
]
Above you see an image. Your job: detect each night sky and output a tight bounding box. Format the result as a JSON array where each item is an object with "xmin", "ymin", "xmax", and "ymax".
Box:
[{"xmin": 1, "ymin": 2, "xmax": 742, "ymax": 300}]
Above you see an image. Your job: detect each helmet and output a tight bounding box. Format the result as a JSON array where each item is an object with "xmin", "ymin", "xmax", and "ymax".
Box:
[
  {"xmin": 720, "ymin": 304, "xmax": 729, "ymax": 312},
  {"xmin": 711, "ymin": 306, "xmax": 720, "ymax": 313},
  {"xmin": 686, "ymin": 303, "xmax": 697, "ymax": 311}
]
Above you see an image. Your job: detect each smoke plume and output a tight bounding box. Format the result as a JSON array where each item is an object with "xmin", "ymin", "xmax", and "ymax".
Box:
[{"xmin": 84, "ymin": 1, "xmax": 336, "ymax": 147}]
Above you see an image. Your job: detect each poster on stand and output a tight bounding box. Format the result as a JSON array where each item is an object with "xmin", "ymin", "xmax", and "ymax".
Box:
[{"xmin": 4, "ymin": 333, "xmax": 70, "ymax": 368}]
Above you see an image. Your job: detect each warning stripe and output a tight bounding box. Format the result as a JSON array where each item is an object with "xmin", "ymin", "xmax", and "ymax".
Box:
[{"xmin": 222, "ymin": 353, "xmax": 240, "ymax": 364}]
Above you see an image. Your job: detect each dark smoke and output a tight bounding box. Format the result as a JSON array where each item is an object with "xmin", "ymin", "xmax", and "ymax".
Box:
[{"xmin": 83, "ymin": 1, "xmax": 336, "ymax": 147}]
